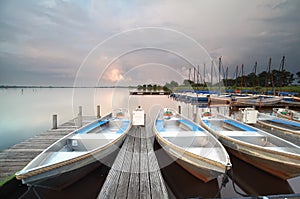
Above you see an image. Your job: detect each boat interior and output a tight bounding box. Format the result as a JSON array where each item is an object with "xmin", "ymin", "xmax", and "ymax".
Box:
[
  {"xmin": 156, "ymin": 118, "xmax": 227, "ymax": 163},
  {"xmin": 27, "ymin": 118, "xmax": 130, "ymax": 168}
]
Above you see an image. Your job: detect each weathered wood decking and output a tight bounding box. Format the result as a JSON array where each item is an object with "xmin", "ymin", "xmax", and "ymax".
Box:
[
  {"xmin": 0, "ymin": 116, "xmax": 96, "ymax": 183},
  {"xmin": 98, "ymin": 126, "xmax": 168, "ymax": 199}
]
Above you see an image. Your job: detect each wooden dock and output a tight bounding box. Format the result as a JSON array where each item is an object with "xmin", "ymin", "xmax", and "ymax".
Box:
[
  {"xmin": 0, "ymin": 115, "xmax": 168, "ymax": 199},
  {"xmin": 130, "ymin": 91, "xmax": 170, "ymax": 95},
  {"xmin": 0, "ymin": 116, "xmax": 96, "ymax": 183},
  {"xmin": 98, "ymin": 125, "xmax": 168, "ymax": 199}
]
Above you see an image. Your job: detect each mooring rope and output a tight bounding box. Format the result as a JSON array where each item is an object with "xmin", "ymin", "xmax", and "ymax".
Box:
[
  {"xmin": 229, "ymin": 168, "xmax": 250, "ymax": 198},
  {"xmin": 18, "ymin": 185, "xmax": 32, "ymax": 199},
  {"xmin": 18, "ymin": 185, "xmax": 41, "ymax": 199},
  {"xmin": 32, "ymin": 186, "xmax": 41, "ymax": 199},
  {"xmin": 213, "ymin": 169, "xmax": 230, "ymax": 198}
]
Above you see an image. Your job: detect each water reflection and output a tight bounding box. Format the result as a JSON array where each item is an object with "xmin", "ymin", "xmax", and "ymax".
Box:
[{"xmin": 228, "ymin": 154, "xmax": 294, "ymax": 196}]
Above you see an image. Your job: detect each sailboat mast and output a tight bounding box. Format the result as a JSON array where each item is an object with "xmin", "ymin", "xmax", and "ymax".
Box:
[
  {"xmin": 197, "ymin": 65, "xmax": 199, "ymax": 84},
  {"xmin": 211, "ymin": 60, "xmax": 213, "ymax": 90},
  {"xmin": 193, "ymin": 67, "xmax": 196, "ymax": 84},
  {"xmin": 235, "ymin": 65, "xmax": 239, "ymax": 90},
  {"xmin": 279, "ymin": 55, "xmax": 286, "ymax": 89},
  {"xmin": 254, "ymin": 61, "xmax": 258, "ymax": 87},
  {"xmin": 242, "ymin": 64, "xmax": 244, "ymax": 89},
  {"xmin": 219, "ymin": 56, "xmax": 221, "ymax": 92},
  {"xmin": 226, "ymin": 66, "xmax": 228, "ymax": 89},
  {"xmin": 203, "ymin": 63, "xmax": 206, "ymax": 85}
]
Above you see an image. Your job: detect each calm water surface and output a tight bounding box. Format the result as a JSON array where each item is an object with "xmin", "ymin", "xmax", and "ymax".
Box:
[{"xmin": 0, "ymin": 88, "xmax": 299, "ymax": 198}]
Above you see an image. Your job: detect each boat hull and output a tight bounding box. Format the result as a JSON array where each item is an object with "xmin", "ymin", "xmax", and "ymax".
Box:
[
  {"xmin": 23, "ymin": 160, "xmax": 102, "ymax": 190},
  {"xmin": 156, "ymin": 137, "xmax": 224, "ymax": 182},
  {"xmin": 226, "ymin": 146, "xmax": 300, "ymax": 180},
  {"xmin": 209, "ymin": 96, "xmax": 231, "ymax": 104}
]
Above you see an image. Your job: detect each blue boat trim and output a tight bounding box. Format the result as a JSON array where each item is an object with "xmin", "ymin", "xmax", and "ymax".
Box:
[
  {"xmin": 179, "ymin": 119, "xmax": 203, "ymax": 131},
  {"xmin": 156, "ymin": 120, "xmax": 166, "ymax": 132},
  {"xmin": 224, "ymin": 119, "xmax": 257, "ymax": 132},
  {"xmin": 269, "ymin": 119, "xmax": 300, "ymax": 128},
  {"xmin": 76, "ymin": 120, "xmax": 109, "ymax": 134}
]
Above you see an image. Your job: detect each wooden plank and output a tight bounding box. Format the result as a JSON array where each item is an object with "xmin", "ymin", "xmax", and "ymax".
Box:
[
  {"xmin": 140, "ymin": 136, "xmax": 151, "ymax": 199},
  {"xmin": 127, "ymin": 128, "xmax": 141, "ymax": 199},
  {"xmin": 146, "ymin": 134, "xmax": 168, "ymax": 199},
  {"xmin": 115, "ymin": 134, "xmax": 134, "ymax": 198},
  {"xmin": 98, "ymin": 126, "xmax": 168, "ymax": 199},
  {"xmin": 97, "ymin": 136, "xmax": 129, "ymax": 199}
]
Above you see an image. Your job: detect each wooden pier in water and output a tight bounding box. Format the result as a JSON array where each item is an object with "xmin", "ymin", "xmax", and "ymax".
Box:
[
  {"xmin": 0, "ymin": 116, "xmax": 96, "ymax": 184},
  {"xmin": 98, "ymin": 126, "xmax": 168, "ymax": 199}
]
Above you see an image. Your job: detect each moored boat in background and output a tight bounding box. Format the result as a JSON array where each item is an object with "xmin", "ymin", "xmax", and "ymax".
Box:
[
  {"xmin": 238, "ymin": 95, "xmax": 282, "ymax": 106},
  {"xmin": 200, "ymin": 111, "xmax": 300, "ymax": 180},
  {"xmin": 273, "ymin": 108, "xmax": 300, "ymax": 122},
  {"xmin": 256, "ymin": 112, "xmax": 300, "ymax": 146}
]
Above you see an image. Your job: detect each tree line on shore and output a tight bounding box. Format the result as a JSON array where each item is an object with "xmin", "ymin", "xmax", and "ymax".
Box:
[{"xmin": 138, "ymin": 69, "xmax": 300, "ymax": 93}]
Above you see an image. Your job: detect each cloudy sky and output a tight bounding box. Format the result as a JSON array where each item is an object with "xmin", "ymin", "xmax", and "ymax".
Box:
[{"xmin": 0, "ymin": 0, "xmax": 300, "ymax": 86}]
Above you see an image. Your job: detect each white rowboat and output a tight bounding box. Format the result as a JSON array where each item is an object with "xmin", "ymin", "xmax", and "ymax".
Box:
[
  {"xmin": 153, "ymin": 108, "xmax": 231, "ymax": 182},
  {"xmin": 200, "ymin": 113, "xmax": 300, "ymax": 180},
  {"xmin": 16, "ymin": 108, "xmax": 131, "ymax": 190}
]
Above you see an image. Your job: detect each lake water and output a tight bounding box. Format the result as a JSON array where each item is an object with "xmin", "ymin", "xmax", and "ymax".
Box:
[
  {"xmin": 0, "ymin": 88, "xmax": 299, "ymax": 198},
  {"xmin": 0, "ymin": 87, "xmax": 193, "ymax": 150}
]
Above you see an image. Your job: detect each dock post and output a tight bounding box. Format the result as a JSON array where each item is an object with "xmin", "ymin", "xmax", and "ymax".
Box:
[
  {"xmin": 52, "ymin": 114, "xmax": 57, "ymax": 129},
  {"xmin": 97, "ymin": 105, "xmax": 101, "ymax": 118},
  {"xmin": 78, "ymin": 106, "xmax": 82, "ymax": 127},
  {"xmin": 178, "ymin": 105, "xmax": 181, "ymax": 114}
]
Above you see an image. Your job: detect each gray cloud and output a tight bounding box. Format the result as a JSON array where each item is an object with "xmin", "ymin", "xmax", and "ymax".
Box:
[{"xmin": 0, "ymin": 0, "xmax": 299, "ymax": 86}]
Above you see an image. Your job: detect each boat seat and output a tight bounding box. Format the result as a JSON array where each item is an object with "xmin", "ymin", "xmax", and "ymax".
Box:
[
  {"xmin": 223, "ymin": 120, "xmax": 257, "ymax": 132},
  {"xmin": 178, "ymin": 119, "xmax": 203, "ymax": 131},
  {"xmin": 159, "ymin": 131, "xmax": 206, "ymax": 137},
  {"xmin": 67, "ymin": 133, "xmax": 119, "ymax": 151},
  {"xmin": 76, "ymin": 120, "xmax": 109, "ymax": 134},
  {"xmin": 164, "ymin": 135, "xmax": 209, "ymax": 147},
  {"xmin": 218, "ymin": 131, "xmax": 264, "ymax": 137}
]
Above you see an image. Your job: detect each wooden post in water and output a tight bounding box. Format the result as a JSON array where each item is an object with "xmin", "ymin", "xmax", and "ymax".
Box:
[
  {"xmin": 52, "ymin": 114, "xmax": 57, "ymax": 129},
  {"xmin": 178, "ymin": 105, "xmax": 181, "ymax": 114},
  {"xmin": 97, "ymin": 105, "xmax": 101, "ymax": 118},
  {"xmin": 78, "ymin": 106, "xmax": 82, "ymax": 127},
  {"xmin": 193, "ymin": 108, "xmax": 198, "ymax": 122}
]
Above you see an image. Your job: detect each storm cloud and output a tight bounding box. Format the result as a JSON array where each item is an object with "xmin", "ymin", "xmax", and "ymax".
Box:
[{"xmin": 0, "ymin": 0, "xmax": 299, "ymax": 86}]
